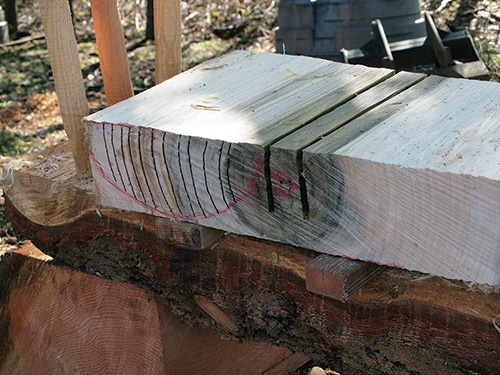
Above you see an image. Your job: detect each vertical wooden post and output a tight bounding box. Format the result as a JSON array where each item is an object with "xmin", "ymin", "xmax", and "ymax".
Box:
[
  {"xmin": 89, "ymin": 0, "xmax": 134, "ymax": 106},
  {"xmin": 40, "ymin": 0, "xmax": 91, "ymax": 177},
  {"xmin": 154, "ymin": 0, "xmax": 182, "ymax": 83}
]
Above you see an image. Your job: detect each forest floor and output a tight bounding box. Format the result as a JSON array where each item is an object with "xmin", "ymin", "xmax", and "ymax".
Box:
[
  {"xmin": 0, "ymin": 0, "xmax": 499, "ymax": 372},
  {"xmin": 1, "ymin": 0, "xmax": 499, "ymax": 269}
]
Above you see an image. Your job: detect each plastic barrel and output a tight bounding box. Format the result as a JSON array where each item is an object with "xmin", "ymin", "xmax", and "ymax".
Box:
[
  {"xmin": 276, "ymin": 0, "xmax": 314, "ymax": 54},
  {"xmin": 334, "ymin": 0, "xmax": 426, "ymax": 50},
  {"xmin": 0, "ymin": 6, "xmax": 9, "ymax": 44}
]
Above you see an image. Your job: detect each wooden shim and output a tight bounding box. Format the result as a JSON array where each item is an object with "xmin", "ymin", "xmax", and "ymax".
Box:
[
  {"xmin": 39, "ymin": 0, "xmax": 90, "ymax": 176},
  {"xmin": 154, "ymin": 0, "xmax": 182, "ymax": 83},
  {"xmin": 90, "ymin": 0, "xmax": 134, "ymax": 106},
  {"xmin": 85, "ymin": 51, "xmax": 391, "ymax": 243},
  {"xmin": 303, "ymin": 75, "xmax": 500, "ymax": 285},
  {"xmin": 270, "ymin": 71, "xmax": 425, "ymax": 220},
  {"xmin": 155, "ymin": 218, "xmax": 223, "ymax": 248},
  {"xmin": 305, "ymin": 255, "xmax": 385, "ymax": 301}
]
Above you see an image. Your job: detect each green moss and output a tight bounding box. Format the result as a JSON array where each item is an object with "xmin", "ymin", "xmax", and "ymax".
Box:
[{"xmin": 0, "ymin": 128, "xmax": 29, "ymax": 156}]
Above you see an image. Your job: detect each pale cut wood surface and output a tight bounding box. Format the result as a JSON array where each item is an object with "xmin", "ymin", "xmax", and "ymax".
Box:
[
  {"xmin": 154, "ymin": 0, "xmax": 182, "ymax": 83},
  {"xmin": 1, "ymin": 141, "xmax": 95, "ymax": 227},
  {"xmin": 86, "ymin": 51, "xmax": 391, "ymax": 228},
  {"xmin": 304, "ymin": 75, "xmax": 500, "ymax": 284},
  {"xmin": 39, "ymin": 0, "xmax": 90, "ymax": 176},
  {"xmin": 270, "ymin": 71, "xmax": 425, "ymax": 220},
  {"xmin": 89, "ymin": 0, "xmax": 134, "ymax": 106},
  {"xmin": 85, "ymin": 51, "xmax": 500, "ymax": 285}
]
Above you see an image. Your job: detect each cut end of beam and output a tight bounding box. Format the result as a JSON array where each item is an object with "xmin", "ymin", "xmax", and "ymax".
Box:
[{"xmin": 305, "ymin": 254, "xmax": 385, "ymax": 301}]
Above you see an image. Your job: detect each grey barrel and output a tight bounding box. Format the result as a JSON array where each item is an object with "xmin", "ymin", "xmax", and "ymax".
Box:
[{"xmin": 276, "ymin": 0, "xmax": 426, "ymax": 57}]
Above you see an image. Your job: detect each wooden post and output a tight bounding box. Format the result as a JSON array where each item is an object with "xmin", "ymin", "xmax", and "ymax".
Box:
[
  {"xmin": 39, "ymin": 0, "xmax": 91, "ymax": 177},
  {"xmin": 89, "ymin": 0, "xmax": 134, "ymax": 106},
  {"xmin": 154, "ymin": 0, "xmax": 182, "ymax": 83}
]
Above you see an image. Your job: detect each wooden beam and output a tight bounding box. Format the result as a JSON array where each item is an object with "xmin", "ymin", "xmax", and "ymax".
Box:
[
  {"xmin": 39, "ymin": 0, "xmax": 90, "ymax": 176},
  {"xmin": 83, "ymin": 51, "xmax": 500, "ymax": 285},
  {"xmin": 302, "ymin": 74, "xmax": 500, "ymax": 284},
  {"xmin": 305, "ymin": 255, "xmax": 385, "ymax": 301},
  {"xmin": 84, "ymin": 50, "xmax": 391, "ymax": 252},
  {"xmin": 89, "ymin": 0, "xmax": 134, "ymax": 106},
  {"xmin": 154, "ymin": 0, "xmax": 182, "ymax": 83}
]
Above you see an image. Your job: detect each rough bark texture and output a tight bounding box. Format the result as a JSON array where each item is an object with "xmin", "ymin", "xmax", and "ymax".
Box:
[{"xmin": 5, "ymin": 199, "xmax": 500, "ymax": 375}]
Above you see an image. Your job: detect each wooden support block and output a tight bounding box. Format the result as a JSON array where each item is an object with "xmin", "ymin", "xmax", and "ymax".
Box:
[
  {"xmin": 305, "ymin": 254, "xmax": 385, "ymax": 301},
  {"xmin": 155, "ymin": 218, "xmax": 223, "ymax": 249}
]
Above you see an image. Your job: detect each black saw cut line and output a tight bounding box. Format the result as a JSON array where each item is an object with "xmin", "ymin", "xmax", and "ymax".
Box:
[
  {"xmin": 218, "ymin": 141, "xmax": 230, "ymax": 210},
  {"xmin": 103, "ymin": 123, "xmax": 117, "ymax": 183},
  {"xmin": 162, "ymin": 132, "xmax": 183, "ymax": 216},
  {"xmin": 203, "ymin": 140, "xmax": 220, "ymax": 214},
  {"xmin": 138, "ymin": 128, "xmax": 157, "ymax": 208},
  {"xmin": 128, "ymin": 127, "xmax": 147, "ymax": 204},
  {"xmin": 178, "ymin": 135, "xmax": 196, "ymax": 218},
  {"xmin": 121, "ymin": 126, "xmax": 135, "ymax": 198},
  {"xmin": 151, "ymin": 128, "xmax": 174, "ymax": 216},
  {"xmin": 226, "ymin": 143, "xmax": 237, "ymax": 204},
  {"xmin": 110, "ymin": 124, "xmax": 126, "ymax": 192},
  {"xmin": 188, "ymin": 136, "xmax": 207, "ymax": 218}
]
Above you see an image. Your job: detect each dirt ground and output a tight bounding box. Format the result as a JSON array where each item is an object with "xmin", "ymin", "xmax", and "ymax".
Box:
[{"xmin": 0, "ymin": 0, "xmax": 499, "ymax": 371}]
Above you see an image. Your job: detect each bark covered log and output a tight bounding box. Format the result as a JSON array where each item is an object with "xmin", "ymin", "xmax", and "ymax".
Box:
[
  {"xmin": 0, "ymin": 243, "xmax": 309, "ymax": 374},
  {"xmin": 5, "ymin": 198, "xmax": 500, "ymax": 375}
]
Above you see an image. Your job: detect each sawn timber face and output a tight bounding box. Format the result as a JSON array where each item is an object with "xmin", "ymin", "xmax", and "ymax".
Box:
[
  {"xmin": 84, "ymin": 51, "xmax": 394, "ymax": 260},
  {"xmin": 4, "ymin": 202, "xmax": 500, "ymax": 375},
  {"xmin": 85, "ymin": 51, "xmax": 500, "ymax": 285}
]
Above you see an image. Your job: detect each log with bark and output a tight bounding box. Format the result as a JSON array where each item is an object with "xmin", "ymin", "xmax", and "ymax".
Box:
[
  {"xmin": 3, "ymin": 190, "xmax": 500, "ymax": 374},
  {"xmin": 0, "ymin": 242, "xmax": 309, "ymax": 374}
]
